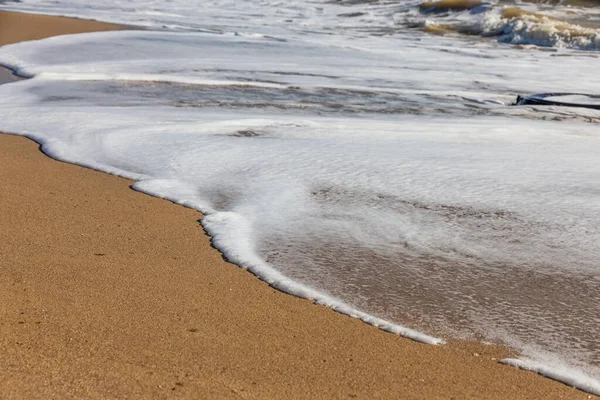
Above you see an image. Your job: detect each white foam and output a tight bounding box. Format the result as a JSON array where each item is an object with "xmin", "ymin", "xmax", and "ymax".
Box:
[
  {"xmin": 502, "ymin": 359, "xmax": 600, "ymax": 396},
  {"xmin": 481, "ymin": 7, "xmax": 600, "ymax": 50},
  {"xmin": 400, "ymin": 1, "xmax": 600, "ymax": 50},
  {"xmin": 1, "ymin": 0, "xmax": 600, "ymax": 394}
]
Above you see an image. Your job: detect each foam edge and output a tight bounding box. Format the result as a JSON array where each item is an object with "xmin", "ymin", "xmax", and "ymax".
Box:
[
  {"xmin": 128, "ymin": 179, "xmax": 445, "ymax": 346},
  {"xmin": 501, "ymin": 358, "xmax": 600, "ymax": 396}
]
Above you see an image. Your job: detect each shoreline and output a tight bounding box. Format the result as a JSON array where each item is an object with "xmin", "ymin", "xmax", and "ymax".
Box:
[{"xmin": 0, "ymin": 9, "xmax": 595, "ymax": 399}]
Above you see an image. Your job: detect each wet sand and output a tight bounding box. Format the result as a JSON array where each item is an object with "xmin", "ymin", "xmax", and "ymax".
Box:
[{"xmin": 0, "ymin": 9, "xmax": 595, "ymax": 399}]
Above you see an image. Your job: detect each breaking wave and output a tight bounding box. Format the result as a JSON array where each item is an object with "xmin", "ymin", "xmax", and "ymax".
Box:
[{"xmin": 405, "ymin": 0, "xmax": 600, "ymax": 49}]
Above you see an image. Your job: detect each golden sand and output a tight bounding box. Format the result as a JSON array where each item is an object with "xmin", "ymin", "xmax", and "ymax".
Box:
[{"xmin": 0, "ymin": 10, "xmax": 126, "ymax": 46}]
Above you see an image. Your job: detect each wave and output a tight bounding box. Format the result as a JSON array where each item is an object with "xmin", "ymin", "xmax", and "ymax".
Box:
[{"xmin": 409, "ymin": 1, "xmax": 600, "ymax": 49}]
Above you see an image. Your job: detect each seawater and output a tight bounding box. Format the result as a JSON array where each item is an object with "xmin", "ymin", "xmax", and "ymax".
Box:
[{"xmin": 0, "ymin": 0, "xmax": 599, "ymax": 394}]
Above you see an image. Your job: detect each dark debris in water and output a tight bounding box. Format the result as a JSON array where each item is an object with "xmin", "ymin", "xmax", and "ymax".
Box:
[
  {"xmin": 337, "ymin": 11, "xmax": 367, "ymax": 17},
  {"xmin": 230, "ymin": 130, "xmax": 262, "ymax": 137},
  {"xmin": 515, "ymin": 93, "xmax": 600, "ymax": 110}
]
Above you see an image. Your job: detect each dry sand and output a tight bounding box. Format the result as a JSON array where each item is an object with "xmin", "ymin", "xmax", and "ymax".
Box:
[
  {"xmin": 0, "ymin": 9, "xmax": 595, "ymax": 399},
  {"xmin": 0, "ymin": 10, "xmax": 126, "ymax": 46}
]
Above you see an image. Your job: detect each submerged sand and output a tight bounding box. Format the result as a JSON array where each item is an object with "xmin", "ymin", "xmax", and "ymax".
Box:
[{"xmin": 0, "ymin": 9, "xmax": 595, "ymax": 399}]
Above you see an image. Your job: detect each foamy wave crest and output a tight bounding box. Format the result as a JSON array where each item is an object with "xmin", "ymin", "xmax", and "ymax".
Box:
[
  {"xmin": 480, "ymin": 7, "xmax": 600, "ymax": 49},
  {"xmin": 410, "ymin": 1, "xmax": 600, "ymax": 50}
]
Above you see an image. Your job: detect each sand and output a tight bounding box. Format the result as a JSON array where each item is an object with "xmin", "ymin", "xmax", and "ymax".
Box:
[
  {"xmin": 0, "ymin": 10, "xmax": 126, "ymax": 46},
  {"xmin": 0, "ymin": 9, "xmax": 595, "ymax": 399}
]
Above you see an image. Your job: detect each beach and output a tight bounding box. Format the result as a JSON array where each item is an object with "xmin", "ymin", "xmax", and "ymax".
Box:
[{"xmin": 0, "ymin": 9, "xmax": 596, "ymax": 399}]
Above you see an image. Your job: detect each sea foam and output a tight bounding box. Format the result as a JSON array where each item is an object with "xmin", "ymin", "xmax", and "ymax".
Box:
[{"xmin": 1, "ymin": 0, "xmax": 600, "ymax": 394}]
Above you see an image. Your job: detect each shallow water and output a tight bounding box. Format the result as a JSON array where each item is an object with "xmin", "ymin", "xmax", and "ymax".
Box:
[{"xmin": 0, "ymin": 0, "xmax": 599, "ymax": 394}]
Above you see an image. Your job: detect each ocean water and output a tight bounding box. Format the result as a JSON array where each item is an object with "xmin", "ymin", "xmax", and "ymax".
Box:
[{"xmin": 1, "ymin": 0, "xmax": 600, "ymax": 394}]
